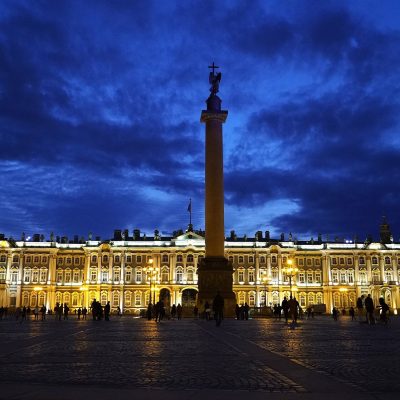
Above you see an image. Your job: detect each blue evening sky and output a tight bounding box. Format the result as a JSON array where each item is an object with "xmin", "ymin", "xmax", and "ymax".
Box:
[{"xmin": 1, "ymin": 0, "xmax": 399, "ymax": 241}]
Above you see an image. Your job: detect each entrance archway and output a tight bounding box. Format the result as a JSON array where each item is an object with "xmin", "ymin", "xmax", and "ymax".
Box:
[{"xmin": 159, "ymin": 288, "xmax": 171, "ymax": 308}]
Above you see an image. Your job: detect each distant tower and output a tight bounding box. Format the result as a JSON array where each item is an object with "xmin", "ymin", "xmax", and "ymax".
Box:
[
  {"xmin": 197, "ymin": 63, "xmax": 236, "ymax": 315},
  {"xmin": 380, "ymin": 216, "xmax": 392, "ymax": 244}
]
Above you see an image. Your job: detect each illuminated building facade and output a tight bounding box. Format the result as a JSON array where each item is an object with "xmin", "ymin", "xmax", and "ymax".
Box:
[{"xmin": 0, "ymin": 224, "xmax": 399, "ymax": 315}]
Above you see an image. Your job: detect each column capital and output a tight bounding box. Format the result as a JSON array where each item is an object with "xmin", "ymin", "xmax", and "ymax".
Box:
[{"xmin": 200, "ymin": 110, "xmax": 228, "ymax": 123}]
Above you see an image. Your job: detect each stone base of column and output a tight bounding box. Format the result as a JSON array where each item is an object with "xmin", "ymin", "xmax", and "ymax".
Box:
[{"xmin": 197, "ymin": 257, "xmax": 236, "ymax": 317}]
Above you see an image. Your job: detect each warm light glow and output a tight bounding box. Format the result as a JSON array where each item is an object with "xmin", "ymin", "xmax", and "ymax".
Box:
[
  {"xmin": 339, "ymin": 288, "xmax": 348, "ymax": 292},
  {"xmin": 287, "ymin": 258, "xmax": 293, "ymax": 266},
  {"xmin": 33, "ymin": 286, "xmax": 42, "ymax": 291},
  {"xmin": 80, "ymin": 286, "xmax": 88, "ymax": 291}
]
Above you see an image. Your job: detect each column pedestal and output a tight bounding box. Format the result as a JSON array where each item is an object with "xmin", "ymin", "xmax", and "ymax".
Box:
[{"xmin": 197, "ymin": 257, "xmax": 235, "ymax": 317}]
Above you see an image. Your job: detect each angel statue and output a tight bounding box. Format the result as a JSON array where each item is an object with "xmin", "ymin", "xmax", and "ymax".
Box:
[{"xmin": 209, "ymin": 71, "xmax": 221, "ymax": 95}]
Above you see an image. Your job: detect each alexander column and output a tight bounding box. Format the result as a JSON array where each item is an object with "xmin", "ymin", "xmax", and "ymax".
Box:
[{"xmin": 197, "ymin": 63, "xmax": 236, "ymax": 316}]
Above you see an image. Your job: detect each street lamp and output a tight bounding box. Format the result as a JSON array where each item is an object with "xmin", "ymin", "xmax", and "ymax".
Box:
[
  {"xmin": 143, "ymin": 258, "xmax": 157, "ymax": 305},
  {"xmin": 282, "ymin": 259, "xmax": 298, "ymax": 297}
]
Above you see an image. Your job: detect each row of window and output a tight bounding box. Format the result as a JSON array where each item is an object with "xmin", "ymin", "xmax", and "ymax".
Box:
[{"xmin": 331, "ymin": 256, "xmax": 399, "ymax": 265}]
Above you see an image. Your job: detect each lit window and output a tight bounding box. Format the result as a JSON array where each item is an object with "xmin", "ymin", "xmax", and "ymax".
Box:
[
  {"xmin": 90, "ymin": 269, "xmax": 97, "ymax": 282},
  {"xmin": 248, "ymin": 269, "xmax": 255, "ymax": 282},
  {"xmin": 40, "ymin": 269, "xmax": 47, "ymax": 282},
  {"xmin": 161, "ymin": 268, "xmax": 169, "ymax": 282},
  {"xmin": 238, "ymin": 269, "xmax": 244, "ymax": 282},
  {"xmin": 101, "ymin": 271, "xmax": 108, "ymax": 282},
  {"xmin": 32, "ymin": 269, "xmax": 39, "ymax": 283},
  {"xmin": 65, "ymin": 271, "xmax": 71, "ymax": 283},
  {"xmin": 176, "ymin": 268, "xmax": 183, "ymax": 282},
  {"xmin": 307, "ymin": 272, "xmax": 313, "ymax": 283},
  {"xmin": 125, "ymin": 270, "xmax": 131, "ymax": 282},
  {"xmin": 114, "ymin": 270, "xmax": 120, "ymax": 282},
  {"xmin": 24, "ymin": 269, "xmax": 31, "ymax": 283},
  {"xmin": 187, "ymin": 269, "xmax": 194, "ymax": 282},
  {"xmin": 299, "ymin": 271, "xmax": 305, "ymax": 283},
  {"xmin": 136, "ymin": 269, "xmax": 142, "ymax": 282}
]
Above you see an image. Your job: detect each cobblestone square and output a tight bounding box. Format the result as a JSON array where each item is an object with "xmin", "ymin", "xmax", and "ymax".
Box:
[{"xmin": 0, "ymin": 315, "xmax": 398, "ymax": 399}]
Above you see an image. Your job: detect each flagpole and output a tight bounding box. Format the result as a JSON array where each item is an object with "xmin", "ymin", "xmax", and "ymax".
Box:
[{"xmin": 189, "ymin": 198, "xmax": 192, "ymax": 226}]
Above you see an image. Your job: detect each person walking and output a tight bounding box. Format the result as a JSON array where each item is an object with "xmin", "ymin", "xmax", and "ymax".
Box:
[
  {"xmin": 356, "ymin": 295, "xmax": 364, "ymax": 322},
  {"xmin": 332, "ymin": 307, "xmax": 338, "ymax": 321},
  {"xmin": 63, "ymin": 303, "xmax": 69, "ymax": 320},
  {"xmin": 104, "ymin": 301, "xmax": 110, "ymax": 321},
  {"xmin": 82, "ymin": 307, "xmax": 87, "ymax": 320},
  {"xmin": 378, "ymin": 297, "xmax": 389, "ymax": 325},
  {"xmin": 282, "ymin": 297, "xmax": 289, "ymax": 323},
  {"xmin": 77, "ymin": 307, "xmax": 81, "ymax": 320},
  {"xmin": 212, "ymin": 291, "xmax": 224, "ymax": 327},
  {"xmin": 235, "ymin": 304, "xmax": 240, "ymax": 320},
  {"xmin": 176, "ymin": 303, "xmax": 182, "ymax": 320},
  {"xmin": 365, "ymin": 294, "xmax": 375, "ymax": 325},
  {"xmin": 349, "ymin": 306, "xmax": 356, "ymax": 321},
  {"xmin": 33, "ymin": 306, "xmax": 39, "ymax": 321},
  {"xmin": 243, "ymin": 302, "xmax": 250, "ymax": 320}
]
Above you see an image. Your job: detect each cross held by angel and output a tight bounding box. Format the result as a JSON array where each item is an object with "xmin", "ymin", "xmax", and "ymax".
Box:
[{"xmin": 208, "ymin": 62, "xmax": 221, "ymax": 95}]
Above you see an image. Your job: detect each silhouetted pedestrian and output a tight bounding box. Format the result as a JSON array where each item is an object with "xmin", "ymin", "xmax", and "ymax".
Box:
[
  {"xmin": 282, "ymin": 297, "xmax": 289, "ymax": 323},
  {"xmin": 349, "ymin": 306, "xmax": 355, "ymax": 321},
  {"xmin": 212, "ymin": 291, "xmax": 224, "ymax": 327},
  {"xmin": 365, "ymin": 294, "xmax": 375, "ymax": 325},
  {"xmin": 176, "ymin": 303, "xmax": 182, "ymax": 320},
  {"xmin": 104, "ymin": 301, "xmax": 110, "ymax": 321},
  {"xmin": 235, "ymin": 304, "xmax": 240, "ymax": 320}
]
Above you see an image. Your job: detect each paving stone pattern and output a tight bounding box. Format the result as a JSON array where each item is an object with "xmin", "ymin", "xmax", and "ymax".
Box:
[{"xmin": 0, "ymin": 315, "xmax": 398, "ymax": 393}]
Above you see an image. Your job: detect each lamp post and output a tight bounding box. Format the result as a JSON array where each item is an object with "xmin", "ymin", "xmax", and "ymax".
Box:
[
  {"xmin": 143, "ymin": 258, "xmax": 157, "ymax": 305},
  {"xmin": 282, "ymin": 259, "xmax": 298, "ymax": 298}
]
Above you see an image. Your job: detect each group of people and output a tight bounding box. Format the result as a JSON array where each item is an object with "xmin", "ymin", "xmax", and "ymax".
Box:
[
  {"xmin": 90, "ymin": 299, "xmax": 111, "ymax": 321},
  {"xmin": 281, "ymin": 296, "xmax": 301, "ymax": 324},
  {"xmin": 235, "ymin": 303, "xmax": 250, "ymax": 320},
  {"xmin": 332, "ymin": 294, "xmax": 390, "ymax": 324}
]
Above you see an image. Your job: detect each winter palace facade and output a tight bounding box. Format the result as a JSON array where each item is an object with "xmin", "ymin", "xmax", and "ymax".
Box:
[{"xmin": 0, "ymin": 225, "xmax": 399, "ymax": 315}]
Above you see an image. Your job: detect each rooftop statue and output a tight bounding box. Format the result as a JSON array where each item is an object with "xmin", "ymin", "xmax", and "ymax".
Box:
[{"xmin": 208, "ymin": 62, "xmax": 221, "ymax": 95}]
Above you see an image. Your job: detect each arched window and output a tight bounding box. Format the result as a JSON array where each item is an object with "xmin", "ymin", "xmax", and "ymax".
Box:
[
  {"xmin": 340, "ymin": 269, "xmax": 346, "ymax": 284},
  {"xmin": 237, "ymin": 291, "xmax": 245, "ymax": 305},
  {"xmin": 271, "ymin": 255, "xmax": 277, "ymax": 264},
  {"xmin": 103, "ymin": 255, "xmax": 108, "ymax": 263},
  {"xmin": 260, "ymin": 256, "xmax": 266, "ymax": 264},
  {"xmin": 125, "ymin": 268, "xmax": 132, "ymax": 283},
  {"xmin": 359, "ymin": 256, "xmax": 365, "ymax": 265},
  {"xmin": 0, "ymin": 255, "xmax": 6, "ymax": 262},
  {"xmin": 177, "ymin": 254, "xmax": 183, "ymax": 263},
  {"xmin": 272, "ymin": 291, "xmax": 279, "ymax": 305},
  {"xmin": 162, "ymin": 254, "xmax": 168, "ymax": 263},
  {"xmin": 135, "ymin": 292, "xmax": 141, "ymax": 306},
  {"xmin": 228, "ymin": 256, "xmax": 233, "ymax": 263},
  {"xmin": 187, "ymin": 254, "xmax": 194, "ymax": 263},
  {"xmin": 24, "ymin": 269, "xmax": 31, "ymax": 283},
  {"xmin": 13, "ymin": 255, "xmax": 19, "ymax": 263},
  {"xmin": 115, "ymin": 255, "xmax": 120, "ymax": 263},
  {"xmin": 372, "ymin": 269, "xmax": 380, "ymax": 283},
  {"xmin": 347, "ymin": 269, "xmax": 354, "ymax": 284},
  {"xmin": 248, "ymin": 292, "xmax": 255, "ymax": 307},
  {"xmin": 40, "ymin": 268, "xmax": 47, "ymax": 282},
  {"xmin": 92, "ymin": 255, "xmax": 97, "ymax": 263},
  {"xmin": 23, "ymin": 292, "xmax": 29, "ymax": 306},
  {"xmin": 55, "ymin": 292, "xmax": 62, "ymax": 305},
  {"xmin": 176, "ymin": 268, "xmax": 183, "ymax": 283},
  {"xmin": 186, "ymin": 268, "xmax": 194, "ymax": 282},
  {"xmin": 30, "ymin": 293, "xmax": 37, "ymax": 307},
  {"xmin": 72, "ymin": 292, "xmax": 78, "ymax": 307},
  {"xmin": 63, "ymin": 292, "xmax": 70, "ymax": 305},
  {"xmin": 113, "ymin": 291, "xmax": 120, "ymax": 307},
  {"xmin": 308, "ymin": 292, "xmax": 315, "ymax": 305},
  {"xmin": 299, "ymin": 292, "xmax": 306, "ymax": 307},
  {"xmin": 385, "ymin": 269, "xmax": 393, "ymax": 282},
  {"xmin": 248, "ymin": 268, "xmax": 255, "ymax": 283},
  {"xmin": 238, "ymin": 256, "xmax": 244, "ymax": 264},
  {"xmin": 39, "ymin": 292, "xmax": 45, "ymax": 306},
  {"xmin": 333, "ymin": 292, "xmax": 340, "ymax": 308},
  {"xmin": 100, "ymin": 291, "xmax": 107, "ymax": 306},
  {"xmin": 65, "ymin": 269, "xmax": 71, "ymax": 283},
  {"xmin": 161, "ymin": 267, "xmax": 169, "ymax": 282},
  {"xmin": 372, "ymin": 256, "xmax": 378, "ymax": 265},
  {"xmin": 271, "ymin": 268, "xmax": 278, "ymax": 282},
  {"xmin": 385, "ymin": 256, "xmax": 391, "ymax": 265},
  {"xmin": 248, "ymin": 256, "xmax": 254, "ymax": 263},
  {"xmin": 238, "ymin": 268, "xmax": 244, "ymax": 283},
  {"xmin": 331, "ymin": 269, "xmax": 339, "ymax": 283},
  {"xmin": 316, "ymin": 292, "xmax": 323, "ymax": 304},
  {"xmin": 359, "ymin": 270, "xmax": 367, "ymax": 284},
  {"xmin": 32, "ymin": 269, "xmax": 39, "ymax": 283},
  {"xmin": 125, "ymin": 291, "xmax": 132, "ymax": 307}
]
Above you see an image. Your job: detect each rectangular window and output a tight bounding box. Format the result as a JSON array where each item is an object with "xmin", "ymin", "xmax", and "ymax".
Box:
[
  {"xmin": 271, "ymin": 269, "xmax": 278, "ymax": 281},
  {"xmin": 298, "ymin": 258, "xmax": 304, "ymax": 266},
  {"xmin": 248, "ymin": 256, "xmax": 254, "ymax": 263},
  {"xmin": 340, "ymin": 272, "xmax": 346, "ymax": 283},
  {"xmin": 32, "ymin": 270, "xmax": 39, "ymax": 283},
  {"xmin": 359, "ymin": 271, "xmax": 367, "ymax": 284},
  {"xmin": 347, "ymin": 258, "xmax": 352, "ymax": 265},
  {"xmin": 75, "ymin": 258, "xmax": 79, "ymax": 264},
  {"xmin": 73, "ymin": 271, "xmax": 80, "ymax": 283},
  {"xmin": 26, "ymin": 256, "xmax": 31, "ymax": 262},
  {"xmin": 136, "ymin": 255, "xmax": 142, "ymax": 263},
  {"xmin": 332, "ymin": 258, "xmax": 337, "ymax": 265},
  {"xmin": 57, "ymin": 271, "xmax": 63, "ymax": 283},
  {"xmin": 348, "ymin": 272, "xmax": 354, "ymax": 283},
  {"xmin": 307, "ymin": 272, "xmax": 313, "ymax": 284},
  {"xmin": 315, "ymin": 272, "xmax": 321, "ymax": 283},
  {"xmin": 299, "ymin": 272, "xmax": 305, "ymax": 283},
  {"xmin": 307, "ymin": 258, "xmax": 312, "ymax": 266},
  {"xmin": 125, "ymin": 270, "xmax": 131, "ymax": 282},
  {"xmin": 332, "ymin": 271, "xmax": 338, "ymax": 283},
  {"xmin": 101, "ymin": 271, "xmax": 108, "ymax": 282},
  {"xmin": 238, "ymin": 270, "xmax": 244, "ymax": 282},
  {"xmin": 315, "ymin": 259, "xmax": 320, "ymax": 266},
  {"xmin": 34, "ymin": 257, "xmax": 39, "ymax": 263},
  {"xmin": 339, "ymin": 258, "xmax": 344, "ymax": 265},
  {"xmin": 126, "ymin": 255, "xmax": 132, "ymax": 263},
  {"xmin": 65, "ymin": 271, "xmax": 71, "ymax": 283},
  {"xmin": 24, "ymin": 271, "xmax": 30, "ymax": 283},
  {"xmin": 11, "ymin": 272, "xmax": 18, "ymax": 283}
]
